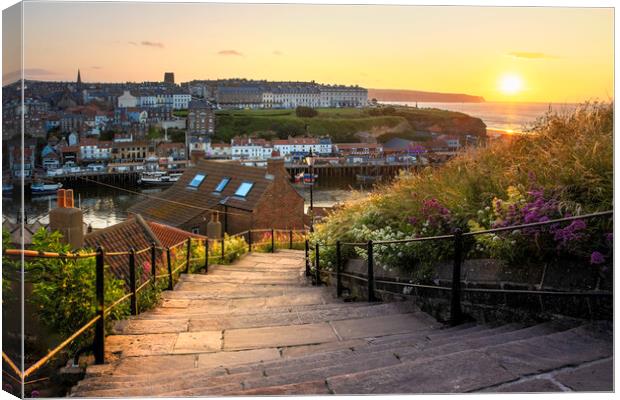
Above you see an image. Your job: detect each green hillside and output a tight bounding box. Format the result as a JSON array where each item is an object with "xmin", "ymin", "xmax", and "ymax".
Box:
[{"xmin": 212, "ymin": 106, "xmax": 486, "ymax": 143}]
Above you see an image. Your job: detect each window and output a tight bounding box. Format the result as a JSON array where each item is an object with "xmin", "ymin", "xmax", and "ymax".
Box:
[
  {"xmin": 188, "ymin": 173, "xmax": 206, "ymax": 188},
  {"xmin": 191, "ymin": 227, "xmax": 200, "ymax": 234},
  {"xmin": 214, "ymin": 177, "xmax": 230, "ymax": 193},
  {"xmin": 234, "ymin": 181, "xmax": 254, "ymax": 197}
]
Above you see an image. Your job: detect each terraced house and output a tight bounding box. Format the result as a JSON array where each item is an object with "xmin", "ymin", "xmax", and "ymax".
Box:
[{"xmin": 128, "ymin": 158, "xmax": 305, "ymax": 235}]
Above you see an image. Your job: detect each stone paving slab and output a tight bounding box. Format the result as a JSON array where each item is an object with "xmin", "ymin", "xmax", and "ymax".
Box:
[
  {"xmin": 224, "ymin": 322, "xmax": 338, "ymax": 350},
  {"xmin": 552, "ymin": 359, "xmax": 613, "ymax": 392},
  {"xmin": 114, "ymin": 319, "xmax": 189, "ymax": 335},
  {"xmin": 328, "ymin": 350, "xmax": 518, "ymax": 394},
  {"xmin": 189, "ymin": 313, "xmax": 303, "ymax": 331},
  {"xmin": 198, "ymin": 348, "xmax": 281, "ymax": 369},
  {"xmin": 331, "ymin": 313, "xmax": 436, "ymax": 340},
  {"xmin": 173, "ymin": 331, "xmax": 222, "ymax": 353},
  {"xmin": 106, "ymin": 334, "xmax": 178, "ymax": 357},
  {"xmin": 281, "ymin": 339, "xmax": 367, "ymax": 358},
  {"xmin": 159, "ymin": 299, "xmax": 190, "ymax": 308},
  {"xmin": 483, "ymin": 378, "xmax": 563, "ymax": 393},
  {"xmin": 228, "ymin": 380, "xmax": 330, "ymax": 395}
]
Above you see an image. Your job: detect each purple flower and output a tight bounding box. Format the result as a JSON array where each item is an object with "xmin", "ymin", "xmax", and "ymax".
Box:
[
  {"xmin": 31, "ymin": 390, "xmax": 40, "ymax": 398},
  {"xmin": 605, "ymin": 232, "xmax": 613, "ymax": 244},
  {"xmin": 408, "ymin": 217, "xmax": 418, "ymax": 225},
  {"xmin": 590, "ymin": 251, "xmax": 606, "ymax": 265}
]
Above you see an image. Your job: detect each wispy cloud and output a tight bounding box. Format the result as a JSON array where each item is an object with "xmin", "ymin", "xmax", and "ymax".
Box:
[
  {"xmin": 273, "ymin": 50, "xmax": 283, "ymax": 56},
  {"xmin": 218, "ymin": 50, "xmax": 243, "ymax": 56},
  {"xmin": 141, "ymin": 40, "xmax": 164, "ymax": 48},
  {"xmin": 127, "ymin": 40, "xmax": 164, "ymax": 48},
  {"xmin": 507, "ymin": 51, "xmax": 557, "ymax": 59},
  {"xmin": 90, "ymin": 66, "xmax": 103, "ymax": 70}
]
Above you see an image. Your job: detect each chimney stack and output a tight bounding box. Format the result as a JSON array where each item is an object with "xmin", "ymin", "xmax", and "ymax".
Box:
[
  {"xmin": 207, "ymin": 211, "xmax": 222, "ymax": 240},
  {"xmin": 266, "ymin": 157, "xmax": 285, "ymax": 180},
  {"xmin": 50, "ymin": 189, "xmax": 84, "ymax": 250}
]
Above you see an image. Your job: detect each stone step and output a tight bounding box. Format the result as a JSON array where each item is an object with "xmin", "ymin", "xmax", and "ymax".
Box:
[
  {"xmin": 161, "ymin": 285, "xmax": 320, "ymax": 300},
  {"xmin": 75, "ymin": 322, "xmax": 607, "ymax": 397},
  {"xmin": 136, "ymin": 300, "xmax": 387, "ymax": 319},
  {"xmin": 186, "ymin": 302, "xmax": 422, "ymax": 331},
  {"xmin": 162, "ymin": 351, "xmax": 402, "ymax": 397},
  {"xmin": 326, "ymin": 325, "xmax": 612, "ymax": 394}
]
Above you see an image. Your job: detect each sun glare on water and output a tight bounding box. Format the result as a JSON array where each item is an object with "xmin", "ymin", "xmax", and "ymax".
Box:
[{"xmin": 499, "ymin": 74, "xmax": 524, "ymax": 95}]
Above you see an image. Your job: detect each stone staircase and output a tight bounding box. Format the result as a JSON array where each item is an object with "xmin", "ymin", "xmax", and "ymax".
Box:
[{"xmin": 71, "ymin": 250, "xmax": 613, "ymax": 396}]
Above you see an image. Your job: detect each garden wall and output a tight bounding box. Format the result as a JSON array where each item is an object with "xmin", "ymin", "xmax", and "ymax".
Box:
[{"xmin": 331, "ymin": 258, "xmax": 612, "ymax": 324}]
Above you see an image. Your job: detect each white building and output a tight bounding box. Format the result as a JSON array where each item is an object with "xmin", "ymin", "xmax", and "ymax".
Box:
[
  {"xmin": 208, "ymin": 143, "xmax": 232, "ymax": 159},
  {"xmin": 117, "ymin": 90, "xmax": 138, "ymax": 108},
  {"xmin": 80, "ymin": 139, "xmax": 112, "ymax": 161},
  {"xmin": 319, "ymin": 85, "xmax": 367, "ymax": 108},
  {"xmin": 172, "ymin": 93, "xmax": 191, "ymax": 109},
  {"xmin": 231, "ymin": 138, "xmax": 274, "ymax": 160},
  {"xmin": 273, "ymin": 137, "xmax": 332, "ymax": 156}
]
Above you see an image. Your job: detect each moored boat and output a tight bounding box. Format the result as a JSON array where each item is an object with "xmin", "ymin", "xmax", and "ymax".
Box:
[
  {"xmin": 137, "ymin": 171, "xmax": 181, "ymax": 186},
  {"xmin": 31, "ymin": 182, "xmax": 63, "ymax": 195}
]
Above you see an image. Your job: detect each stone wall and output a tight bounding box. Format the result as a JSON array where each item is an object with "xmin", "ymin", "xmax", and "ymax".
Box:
[{"xmin": 331, "ymin": 257, "xmax": 612, "ymax": 324}]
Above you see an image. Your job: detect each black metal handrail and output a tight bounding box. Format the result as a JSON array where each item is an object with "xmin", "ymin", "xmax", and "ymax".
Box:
[
  {"xmin": 3, "ymin": 226, "xmax": 309, "ymax": 380},
  {"xmin": 307, "ymin": 210, "xmax": 613, "ymax": 325}
]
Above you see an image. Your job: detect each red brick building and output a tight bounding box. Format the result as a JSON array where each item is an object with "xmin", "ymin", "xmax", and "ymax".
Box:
[
  {"xmin": 84, "ymin": 214, "xmax": 205, "ymax": 280},
  {"xmin": 128, "ymin": 158, "xmax": 305, "ymax": 235}
]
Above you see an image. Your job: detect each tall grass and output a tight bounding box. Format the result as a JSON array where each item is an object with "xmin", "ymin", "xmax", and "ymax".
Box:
[{"xmin": 314, "ymin": 101, "xmax": 613, "ymax": 247}]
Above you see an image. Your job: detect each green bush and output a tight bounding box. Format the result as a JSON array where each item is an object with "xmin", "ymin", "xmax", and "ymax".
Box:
[
  {"xmin": 295, "ymin": 106, "xmax": 318, "ymax": 118},
  {"xmin": 26, "ymin": 229, "xmax": 129, "ymax": 350}
]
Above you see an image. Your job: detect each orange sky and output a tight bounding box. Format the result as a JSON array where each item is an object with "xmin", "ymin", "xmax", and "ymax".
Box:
[{"xmin": 5, "ymin": 2, "xmax": 615, "ymax": 103}]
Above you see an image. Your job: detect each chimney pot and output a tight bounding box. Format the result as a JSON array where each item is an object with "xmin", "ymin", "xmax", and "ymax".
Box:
[
  {"xmin": 66, "ymin": 189, "xmax": 74, "ymax": 208},
  {"xmin": 57, "ymin": 189, "xmax": 66, "ymax": 208}
]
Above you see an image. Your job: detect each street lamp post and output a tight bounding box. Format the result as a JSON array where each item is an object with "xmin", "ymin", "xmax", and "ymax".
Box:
[{"xmin": 305, "ymin": 149, "xmax": 315, "ymax": 232}]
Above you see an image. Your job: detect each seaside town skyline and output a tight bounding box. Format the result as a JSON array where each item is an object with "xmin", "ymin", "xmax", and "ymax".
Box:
[{"xmin": 3, "ymin": 2, "xmax": 613, "ymax": 103}]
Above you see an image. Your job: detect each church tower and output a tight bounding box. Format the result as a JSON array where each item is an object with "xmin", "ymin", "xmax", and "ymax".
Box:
[{"xmin": 77, "ymin": 69, "xmax": 82, "ymax": 87}]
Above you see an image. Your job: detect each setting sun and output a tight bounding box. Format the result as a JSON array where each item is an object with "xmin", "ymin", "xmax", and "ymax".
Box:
[{"xmin": 499, "ymin": 74, "xmax": 524, "ymax": 95}]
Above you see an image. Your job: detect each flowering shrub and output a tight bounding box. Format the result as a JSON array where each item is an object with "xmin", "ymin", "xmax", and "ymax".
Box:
[
  {"xmin": 314, "ymin": 102, "xmax": 613, "ymax": 275},
  {"xmin": 209, "ymin": 234, "xmax": 248, "ymax": 263},
  {"xmin": 467, "ymin": 184, "xmax": 612, "ymax": 266}
]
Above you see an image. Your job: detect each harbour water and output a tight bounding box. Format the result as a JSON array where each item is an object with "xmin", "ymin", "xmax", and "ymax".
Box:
[{"xmin": 3, "ymin": 176, "xmax": 372, "ymax": 229}]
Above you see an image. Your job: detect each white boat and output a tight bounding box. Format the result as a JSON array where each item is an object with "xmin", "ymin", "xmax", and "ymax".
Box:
[
  {"xmin": 138, "ymin": 171, "xmax": 181, "ymax": 186},
  {"xmin": 31, "ymin": 182, "xmax": 63, "ymax": 195}
]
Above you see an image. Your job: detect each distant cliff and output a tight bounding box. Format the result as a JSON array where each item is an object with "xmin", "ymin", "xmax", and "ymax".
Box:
[{"xmin": 368, "ymin": 88, "xmax": 485, "ymax": 103}]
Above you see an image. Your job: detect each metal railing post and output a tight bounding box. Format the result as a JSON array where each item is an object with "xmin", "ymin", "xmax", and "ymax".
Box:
[
  {"xmin": 129, "ymin": 247, "xmax": 137, "ymax": 315},
  {"xmin": 305, "ymin": 239, "xmax": 310, "ymax": 276},
  {"xmin": 221, "ymin": 238, "xmax": 225, "ymax": 261},
  {"xmin": 204, "ymin": 239, "xmax": 209, "ymax": 273},
  {"xmin": 314, "ymin": 242, "xmax": 321, "ymax": 285},
  {"xmin": 150, "ymin": 241, "xmax": 156, "ymax": 286},
  {"xmin": 367, "ymin": 240, "xmax": 375, "ymax": 302},
  {"xmin": 94, "ymin": 246, "xmax": 105, "ymax": 364},
  {"xmin": 166, "ymin": 247, "xmax": 173, "ymax": 290},
  {"xmin": 271, "ymin": 228, "xmax": 275, "ymax": 253},
  {"xmin": 336, "ymin": 240, "xmax": 343, "ymax": 297},
  {"xmin": 185, "ymin": 238, "xmax": 191, "ymax": 273},
  {"xmin": 450, "ymin": 229, "xmax": 463, "ymax": 326},
  {"xmin": 289, "ymin": 229, "xmax": 293, "ymax": 249},
  {"xmin": 248, "ymin": 230, "xmax": 253, "ymax": 252}
]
